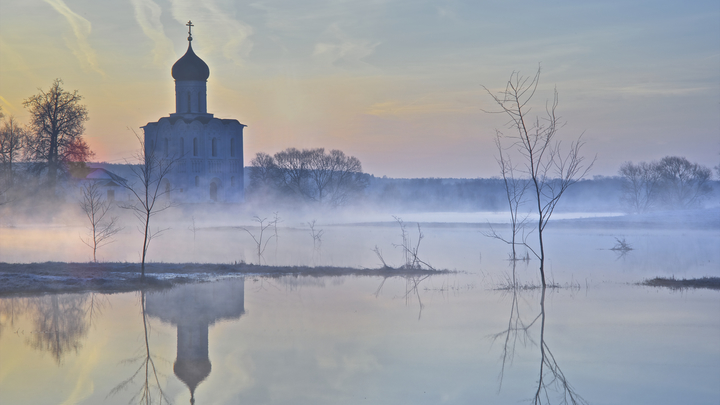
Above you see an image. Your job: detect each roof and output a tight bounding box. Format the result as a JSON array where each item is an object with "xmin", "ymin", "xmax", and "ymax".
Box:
[
  {"xmin": 80, "ymin": 168, "xmax": 127, "ymax": 184},
  {"xmin": 171, "ymin": 42, "xmax": 210, "ymax": 81},
  {"xmin": 144, "ymin": 116, "xmax": 245, "ymax": 127}
]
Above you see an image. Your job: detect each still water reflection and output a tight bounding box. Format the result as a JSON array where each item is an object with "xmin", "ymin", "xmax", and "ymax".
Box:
[
  {"xmin": 1, "ymin": 274, "xmax": 719, "ymax": 404},
  {"xmin": 145, "ymin": 279, "xmax": 245, "ymax": 403}
]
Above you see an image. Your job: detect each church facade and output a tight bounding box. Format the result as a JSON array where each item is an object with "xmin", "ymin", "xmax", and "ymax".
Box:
[{"xmin": 142, "ymin": 22, "xmax": 245, "ymax": 203}]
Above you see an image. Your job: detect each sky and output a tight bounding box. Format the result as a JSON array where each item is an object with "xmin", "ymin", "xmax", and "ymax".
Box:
[{"xmin": 0, "ymin": 0, "xmax": 718, "ymax": 178}]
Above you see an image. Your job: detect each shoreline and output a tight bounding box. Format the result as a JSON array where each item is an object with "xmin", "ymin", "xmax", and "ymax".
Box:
[{"xmin": 0, "ymin": 262, "xmax": 449, "ymax": 297}]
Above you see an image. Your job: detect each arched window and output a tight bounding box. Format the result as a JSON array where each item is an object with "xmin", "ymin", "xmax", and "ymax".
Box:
[
  {"xmin": 198, "ymin": 92, "xmax": 202, "ymax": 112},
  {"xmin": 212, "ymin": 138, "xmax": 218, "ymax": 157},
  {"xmin": 230, "ymin": 138, "xmax": 235, "ymax": 157},
  {"xmin": 210, "ymin": 182, "xmax": 218, "ymax": 201},
  {"xmin": 193, "ymin": 138, "xmax": 198, "ymax": 156},
  {"xmin": 179, "ymin": 138, "xmax": 184, "ymax": 156},
  {"xmin": 164, "ymin": 181, "xmax": 171, "ymax": 198},
  {"xmin": 195, "ymin": 176, "xmax": 199, "ymax": 187},
  {"xmin": 187, "ymin": 92, "xmax": 191, "ymax": 113},
  {"xmin": 231, "ymin": 176, "xmax": 236, "ymax": 187},
  {"xmin": 164, "ymin": 138, "xmax": 169, "ymax": 157}
]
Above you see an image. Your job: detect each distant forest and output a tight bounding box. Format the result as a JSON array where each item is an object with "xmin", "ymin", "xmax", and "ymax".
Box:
[{"xmin": 90, "ymin": 163, "xmax": 719, "ymax": 213}]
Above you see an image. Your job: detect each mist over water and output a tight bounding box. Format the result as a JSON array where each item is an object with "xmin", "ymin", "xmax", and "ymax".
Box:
[
  {"xmin": 2, "ymin": 204, "xmax": 717, "ymax": 283},
  {"xmin": 1, "ymin": 182, "xmax": 719, "ymax": 404}
]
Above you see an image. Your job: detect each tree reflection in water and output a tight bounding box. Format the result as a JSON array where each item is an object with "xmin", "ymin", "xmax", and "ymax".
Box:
[
  {"xmin": 490, "ymin": 261, "xmax": 587, "ymax": 404},
  {"xmin": 24, "ymin": 293, "xmax": 107, "ymax": 365},
  {"xmin": 109, "ymin": 290, "xmax": 171, "ymax": 405},
  {"xmin": 374, "ymin": 275, "xmax": 431, "ymax": 320},
  {"xmin": 0, "ymin": 293, "xmax": 107, "ymax": 365},
  {"xmin": 0, "ymin": 297, "xmax": 27, "ymax": 340}
]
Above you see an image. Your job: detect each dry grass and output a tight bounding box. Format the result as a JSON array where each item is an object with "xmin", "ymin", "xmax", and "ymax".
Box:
[
  {"xmin": 0, "ymin": 261, "xmax": 450, "ymax": 296},
  {"xmin": 641, "ymin": 276, "xmax": 720, "ymax": 291}
]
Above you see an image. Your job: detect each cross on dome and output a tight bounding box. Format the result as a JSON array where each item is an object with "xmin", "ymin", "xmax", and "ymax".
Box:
[{"xmin": 186, "ymin": 20, "xmax": 194, "ymax": 41}]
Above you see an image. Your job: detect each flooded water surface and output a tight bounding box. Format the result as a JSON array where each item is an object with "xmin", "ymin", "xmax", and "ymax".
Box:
[{"xmin": 1, "ymin": 215, "xmax": 719, "ymax": 404}]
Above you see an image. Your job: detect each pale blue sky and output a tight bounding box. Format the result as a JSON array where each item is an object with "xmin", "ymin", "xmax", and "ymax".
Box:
[{"xmin": 1, "ymin": 0, "xmax": 718, "ymax": 177}]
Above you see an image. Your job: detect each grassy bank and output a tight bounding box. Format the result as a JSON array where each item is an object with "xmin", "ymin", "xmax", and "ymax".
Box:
[
  {"xmin": 641, "ymin": 277, "xmax": 720, "ymax": 291},
  {"xmin": 0, "ymin": 262, "xmax": 449, "ymax": 296}
]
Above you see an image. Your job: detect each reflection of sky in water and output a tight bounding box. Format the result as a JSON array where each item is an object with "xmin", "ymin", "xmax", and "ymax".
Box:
[{"xmin": 1, "ymin": 275, "xmax": 719, "ymax": 404}]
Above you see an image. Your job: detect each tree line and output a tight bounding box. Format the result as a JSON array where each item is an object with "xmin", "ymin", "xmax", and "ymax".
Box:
[
  {"xmin": 619, "ymin": 156, "xmax": 714, "ymax": 213},
  {"xmin": 248, "ymin": 147, "xmax": 369, "ymax": 207}
]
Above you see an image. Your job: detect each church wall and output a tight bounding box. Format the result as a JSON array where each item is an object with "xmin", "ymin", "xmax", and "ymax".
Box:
[{"xmin": 142, "ymin": 117, "xmax": 244, "ymax": 204}]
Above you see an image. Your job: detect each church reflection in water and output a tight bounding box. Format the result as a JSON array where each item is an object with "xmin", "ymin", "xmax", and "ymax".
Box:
[{"xmin": 145, "ymin": 278, "xmax": 245, "ymax": 404}]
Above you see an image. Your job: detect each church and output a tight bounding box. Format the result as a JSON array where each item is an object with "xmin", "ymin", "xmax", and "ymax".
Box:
[{"xmin": 142, "ymin": 21, "xmax": 245, "ymax": 203}]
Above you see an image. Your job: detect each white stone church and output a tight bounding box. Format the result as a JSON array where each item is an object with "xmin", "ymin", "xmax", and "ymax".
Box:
[{"xmin": 142, "ymin": 22, "xmax": 245, "ymax": 203}]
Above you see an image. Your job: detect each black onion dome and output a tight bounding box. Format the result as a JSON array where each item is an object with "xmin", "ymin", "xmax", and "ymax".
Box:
[{"xmin": 172, "ymin": 43, "xmax": 209, "ymax": 81}]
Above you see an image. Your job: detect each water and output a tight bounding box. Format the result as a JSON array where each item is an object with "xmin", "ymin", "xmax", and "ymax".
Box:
[
  {"xmin": 1, "ymin": 215, "xmax": 719, "ymax": 404},
  {"xmin": 1, "ymin": 275, "xmax": 718, "ymax": 404}
]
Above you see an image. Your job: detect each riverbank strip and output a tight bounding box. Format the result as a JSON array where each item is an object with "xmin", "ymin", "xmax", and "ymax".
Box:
[{"xmin": 0, "ymin": 262, "xmax": 450, "ymax": 296}]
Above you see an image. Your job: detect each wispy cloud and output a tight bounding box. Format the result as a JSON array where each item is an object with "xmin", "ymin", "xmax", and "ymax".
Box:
[
  {"xmin": 43, "ymin": 0, "xmax": 103, "ymax": 75},
  {"xmin": 170, "ymin": 0, "xmax": 253, "ymax": 65},
  {"xmin": 313, "ymin": 23, "xmax": 379, "ymax": 70},
  {"xmin": 129, "ymin": 0, "xmax": 175, "ymax": 66}
]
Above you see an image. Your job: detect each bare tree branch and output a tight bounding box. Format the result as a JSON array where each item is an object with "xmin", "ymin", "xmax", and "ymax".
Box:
[{"xmin": 484, "ymin": 66, "xmax": 594, "ymax": 287}]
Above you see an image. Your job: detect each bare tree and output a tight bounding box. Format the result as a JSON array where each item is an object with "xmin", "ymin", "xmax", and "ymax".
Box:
[
  {"xmin": 391, "ymin": 216, "xmax": 435, "ymax": 270},
  {"xmin": 23, "ymin": 79, "xmax": 93, "ymax": 188},
  {"xmin": 484, "ymin": 67, "xmax": 593, "ymax": 287},
  {"xmin": 618, "ymin": 161, "xmax": 662, "ymax": 214},
  {"xmin": 248, "ymin": 152, "xmax": 279, "ymax": 195},
  {"xmin": 655, "ymin": 156, "xmax": 712, "ymax": 209},
  {"xmin": 620, "ymin": 157, "xmax": 712, "ymax": 211},
  {"xmin": 248, "ymin": 147, "xmax": 368, "ymax": 206},
  {"xmin": 120, "ymin": 133, "xmax": 177, "ymax": 278},
  {"xmin": 307, "ymin": 148, "xmax": 366, "ymax": 206},
  {"xmin": 273, "ymin": 147, "xmax": 312, "ymax": 198},
  {"xmin": 272, "ymin": 211, "xmax": 281, "ymax": 262},
  {"xmin": 485, "ymin": 133, "xmax": 532, "ymax": 262},
  {"xmin": 0, "ymin": 115, "xmax": 27, "ymax": 187},
  {"xmin": 242, "ymin": 215, "xmax": 277, "ymax": 264},
  {"xmin": 307, "ymin": 219, "xmax": 324, "ymax": 263},
  {"xmin": 188, "ymin": 215, "xmax": 197, "ymax": 242},
  {"xmin": 79, "ymin": 182, "xmax": 122, "ymax": 262}
]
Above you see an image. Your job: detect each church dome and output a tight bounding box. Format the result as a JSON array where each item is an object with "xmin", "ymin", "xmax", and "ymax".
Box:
[
  {"xmin": 172, "ymin": 42, "xmax": 209, "ymax": 81},
  {"xmin": 174, "ymin": 358, "xmax": 212, "ymax": 402}
]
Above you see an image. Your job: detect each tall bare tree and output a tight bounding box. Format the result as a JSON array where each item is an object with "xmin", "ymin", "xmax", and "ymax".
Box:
[
  {"xmin": 120, "ymin": 134, "xmax": 176, "ymax": 278},
  {"xmin": 79, "ymin": 182, "xmax": 122, "ymax": 262},
  {"xmin": 485, "ymin": 68, "xmax": 593, "ymax": 287},
  {"xmin": 23, "ymin": 79, "xmax": 93, "ymax": 188}
]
